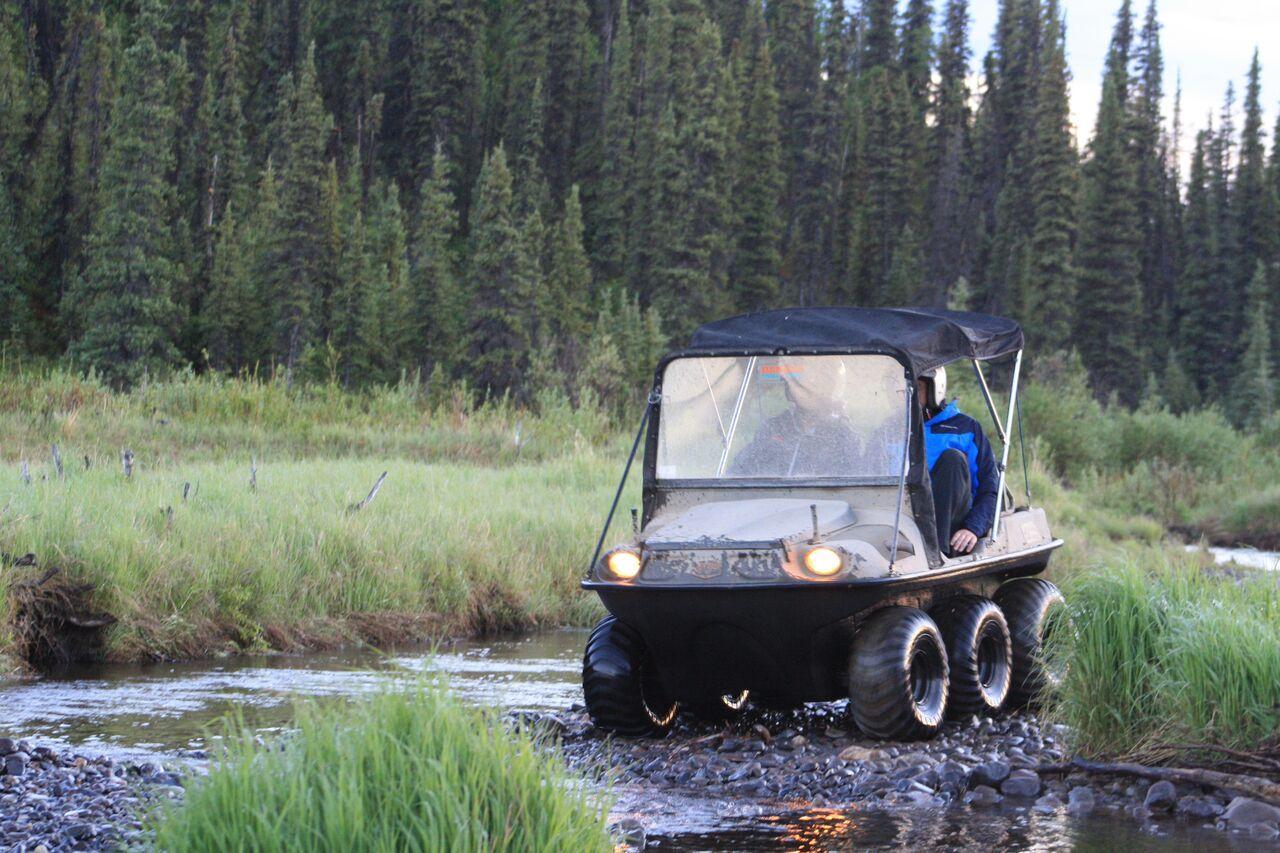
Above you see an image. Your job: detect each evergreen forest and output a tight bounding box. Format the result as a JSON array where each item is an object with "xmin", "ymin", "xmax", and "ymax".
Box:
[{"xmin": 1, "ymin": 0, "xmax": 1278, "ymax": 424}]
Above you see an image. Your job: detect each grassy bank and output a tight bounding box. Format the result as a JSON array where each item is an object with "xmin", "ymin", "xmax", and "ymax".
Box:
[
  {"xmin": 1051, "ymin": 561, "xmax": 1280, "ymax": 762},
  {"xmin": 2, "ymin": 457, "xmax": 625, "ymax": 665},
  {"xmin": 152, "ymin": 681, "xmax": 612, "ymax": 851}
]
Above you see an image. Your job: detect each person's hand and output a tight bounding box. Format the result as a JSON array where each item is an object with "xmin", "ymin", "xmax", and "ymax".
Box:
[{"xmin": 951, "ymin": 529, "xmax": 978, "ymax": 554}]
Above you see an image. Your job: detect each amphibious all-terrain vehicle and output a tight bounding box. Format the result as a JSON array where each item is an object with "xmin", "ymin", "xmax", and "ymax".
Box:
[{"xmin": 582, "ymin": 308, "xmax": 1065, "ymax": 740}]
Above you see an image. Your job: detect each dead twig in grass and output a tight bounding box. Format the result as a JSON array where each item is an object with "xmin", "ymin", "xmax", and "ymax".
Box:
[
  {"xmin": 121, "ymin": 448, "xmax": 134, "ymax": 479},
  {"xmin": 350, "ymin": 471, "xmax": 388, "ymax": 512},
  {"xmin": 51, "ymin": 444, "xmax": 63, "ymax": 478}
]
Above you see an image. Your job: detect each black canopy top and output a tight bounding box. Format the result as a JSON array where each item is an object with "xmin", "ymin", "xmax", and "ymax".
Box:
[{"xmin": 686, "ymin": 307, "xmax": 1024, "ymax": 375}]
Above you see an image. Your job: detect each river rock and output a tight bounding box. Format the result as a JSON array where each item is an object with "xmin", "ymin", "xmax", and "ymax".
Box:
[
  {"xmin": 1176, "ymin": 795, "xmax": 1223, "ymax": 820},
  {"xmin": 964, "ymin": 784, "xmax": 1003, "ymax": 807},
  {"xmin": 1143, "ymin": 780, "xmax": 1177, "ymax": 812},
  {"xmin": 1000, "ymin": 769, "xmax": 1041, "ymax": 798},
  {"xmin": 610, "ymin": 818, "xmax": 646, "ymax": 851},
  {"xmin": 838, "ymin": 745, "xmax": 876, "ymax": 763},
  {"xmin": 1034, "ymin": 793, "xmax": 1063, "ymax": 814},
  {"xmin": 969, "ymin": 759, "xmax": 1011, "ymax": 788},
  {"xmin": 3, "ymin": 752, "xmax": 30, "ymax": 777},
  {"xmin": 1222, "ymin": 797, "xmax": 1280, "ymax": 831},
  {"xmin": 0, "ymin": 737, "xmax": 16, "ymax": 756},
  {"xmin": 1067, "ymin": 786, "xmax": 1096, "ymax": 816}
]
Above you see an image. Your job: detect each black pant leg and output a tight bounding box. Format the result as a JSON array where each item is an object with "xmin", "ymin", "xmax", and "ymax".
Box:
[{"xmin": 930, "ymin": 449, "xmax": 972, "ymax": 556}]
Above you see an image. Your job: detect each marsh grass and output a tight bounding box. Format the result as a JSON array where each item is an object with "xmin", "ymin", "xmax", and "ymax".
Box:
[
  {"xmin": 1052, "ymin": 561, "xmax": 1280, "ymax": 759},
  {"xmin": 1, "ymin": 456, "xmax": 635, "ymax": 662},
  {"xmin": 151, "ymin": 681, "xmax": 613, "ymax": 852}
]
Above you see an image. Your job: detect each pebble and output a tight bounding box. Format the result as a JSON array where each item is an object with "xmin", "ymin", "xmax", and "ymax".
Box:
[
  {"xmin": 1222, "ymin": 796, "xmax": 1280, "ymax": 831},
  {"xmin": 1144, "ymin": 780, "xmax": 1177, "ymax": 812},
  {"xmin": 0, "ymin": 735, "xmax": 180, "ymax": 851},
  {"xmin": 1067, "ymin": 785, "xmax": 1096, "ymax": 816}
]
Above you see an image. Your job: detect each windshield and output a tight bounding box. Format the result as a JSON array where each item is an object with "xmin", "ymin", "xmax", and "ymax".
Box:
[{"xmin": 656, "ymin": 354, "xmax": 909, "ymax": 481}]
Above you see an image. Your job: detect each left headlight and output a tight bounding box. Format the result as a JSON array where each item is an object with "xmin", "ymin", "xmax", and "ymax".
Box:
[
  {"xmin": 604, "ymin": 548, "xmax": 642, "ymax": 581},
  {"xmin": 803, "ymin": 545, "xmax": 845, "ymax": 577}
]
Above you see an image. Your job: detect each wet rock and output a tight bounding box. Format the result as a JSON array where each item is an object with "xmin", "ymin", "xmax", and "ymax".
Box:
[
  {"xmin": 1222, "ymin": 797, "xmax": 1280, "ymax": 831},
  {"xmin": 1176, "ymin": 795, "xmax": 1223, "ymax": 820},
  {"xmin": 1034, "ymin": 793, "xmax": 1063, "ymax": 814},
  {"xmin": 968, "ymin": 760, "xmax": 1011, "ymax": 788},
  {"xmin": 0, "ymin": 738, "xmax": 16, "ymax": 756},
  {"xmin": 1000, "ymin": 769, "xmax": 1041, "ymax": 798},
  {"xmin": 838, "ymin": 745, "xmax": 876, "ymax": 763},
  {"xmin": 1143, "ymin": 780, "xmax": 1177, "ymax": 812},
  {"xmin": 1067, "ymin": 786, "xmax": 1096, "ymax": 816},
  {"xmin": 609, "ymin": 818, "xmax": 646, "ymax": 851},
  {"xmin": 965, "ymin": 784, "xmax": 1003, "ymax": 807},
  {"xmin": 3, "ymin": 752, "xmax": 30, "ymax": 777}
]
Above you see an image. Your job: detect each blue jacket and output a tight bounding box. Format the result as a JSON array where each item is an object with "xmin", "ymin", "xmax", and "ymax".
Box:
[{"xmin": 924, "ymin": 401, "xmax": 999, "ymax": 537}]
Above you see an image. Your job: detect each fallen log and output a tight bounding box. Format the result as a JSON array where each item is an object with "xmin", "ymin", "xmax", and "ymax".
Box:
[{"xmin": 1038, "ymin": 757, "xmax": 1280, "ymax": 805}]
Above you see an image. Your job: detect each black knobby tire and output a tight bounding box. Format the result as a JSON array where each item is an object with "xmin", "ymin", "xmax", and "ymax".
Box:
[
  {"xmin": 582, "ymin": 616, "xmax": 679, "ymax": 736},
  {"xmin": 848, "ymin": 607, "xmax": 950, "ymax": 740},
  {"xmin": 931, "ymin": 596, "xmax": 1012, "ymax": 718},
  {"xmin": 686, "ymin": 690, "xmax": 751, "ymax": 723},
  {"xmin": 995, "ymin": 578, "xmax": 1067, "ymax": 708}
]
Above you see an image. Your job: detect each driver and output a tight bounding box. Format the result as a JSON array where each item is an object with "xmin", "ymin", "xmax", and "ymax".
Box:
[
  {"xmin": 919, "ymin": 367, "xmax": 998, "ymax": 556},
  {"xmin": 727, "ymin": 359, "xmax": 859, "ymax": 478}
]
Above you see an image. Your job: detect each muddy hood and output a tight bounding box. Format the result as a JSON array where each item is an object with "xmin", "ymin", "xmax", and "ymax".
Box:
[{"xmin": 643, "ymin": 499, "xmax": 855, "ymax": 547}]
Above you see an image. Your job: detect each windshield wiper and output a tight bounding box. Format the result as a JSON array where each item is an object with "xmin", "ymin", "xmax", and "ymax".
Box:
[{"xmin": 716, "ymin": 356, "xmax": 757, "ymax": 476}]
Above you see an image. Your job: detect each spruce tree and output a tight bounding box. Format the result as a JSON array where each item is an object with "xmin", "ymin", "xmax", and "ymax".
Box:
[
  {"xmin": 410, "ymin": 0, "xmax": 482, "ymax": 182},
  {"xmin": 729, "ymin": 1, "xmax": 783, "ymax": 309},
  {"xmin": 1236, "ymin": 53, "xmax": 1273, "ymax": 316},
  {"xmin": 1177, "ymin": 127, "xmax": 1230, "ymax": 399},
  {"xmin": 1233, "ymin": 262, "xmax": 1275, "ymax": 428},
  {"xmin": 264, "ymin": 43, "xmax": 333, "ymax": 377},
  {"xmin": 1025, "ymin": 0, "xmax": 1077, "ymax": 352},
  {"xmin": 0, "ymin": 169, "xmax": 31, "ymax": 343},
  {"xmin": 926, "ymin": 0, "xmax": 973, "ymax": 302},
  {"xmin": 900, "ymin": 0, "xmax": 933, "ymax": 127},
  {"xmin": 409, "ymin": 147, "xmax": 464, "ymax": 375},
  {"xmin": 205, "ymin": 203, "xmax": 257, "ymax": 371},
  {"xmin": 66, "ymin": 0, "xmax": 183, "ymax": 387},
  {"xmin": 591, "ymin": 0, "xmax": 635, "ymax": 283},
  {"xmin": 546, "ymin": 184, "xmax": 593, "ymax": 349},
  {"xmin": 1074, "ymin": 2, "xmax": 1143, "ymax": 404},
  {"xmin": 467, "ymin": 146, "xmax": 530, "ymax": 395}
]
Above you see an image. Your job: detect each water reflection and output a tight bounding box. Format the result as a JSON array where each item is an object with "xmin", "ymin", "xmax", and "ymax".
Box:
[
  {"xmin": 0, "ymin": 630, "xmax": 585, "ymax": 763},
  {"xmin": 649, "ymin": 804, "xmax": 1246, "ymax": 852}
]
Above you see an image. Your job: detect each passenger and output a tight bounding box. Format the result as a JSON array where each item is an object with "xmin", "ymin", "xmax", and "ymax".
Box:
[
  {"xmin": 728, "ymin": 359, "xmax": 860, "ymax": 478},
  {"xmin": 918, "ymin": 367, "xmax": 999, "ymax": 556}
]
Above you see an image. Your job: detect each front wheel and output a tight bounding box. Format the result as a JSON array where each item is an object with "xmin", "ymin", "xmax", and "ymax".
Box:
[
  {"xmin": 583, "ymin": 616, "xmax": 679, "ymax": 736},
  {"xmin": 848, "ymin": 607, "xmax": 949, "ymax": 740},
  {"xmin": 995, "ymin": 578, "xmax": 1067, "ymax": 708}
]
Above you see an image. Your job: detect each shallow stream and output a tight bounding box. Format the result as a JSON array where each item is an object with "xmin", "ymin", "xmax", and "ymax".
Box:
[{"xmin": 1, "ymin": 627, "xmax": 1264, "ymax": 850}]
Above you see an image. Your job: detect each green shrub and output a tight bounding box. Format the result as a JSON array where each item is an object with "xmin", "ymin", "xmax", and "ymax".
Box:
[{"xmin": 152, "ymin": 682, "xmax": 612, "ymax": 852}]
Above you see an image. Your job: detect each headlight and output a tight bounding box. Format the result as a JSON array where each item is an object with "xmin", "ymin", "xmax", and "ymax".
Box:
[
  {"xmin": 803, "ymin": 546, "xmax": 844, "ymax": 577},
  {"xmin": 605, "ymin": 549, "xmax": 642, "ymax": 580}
]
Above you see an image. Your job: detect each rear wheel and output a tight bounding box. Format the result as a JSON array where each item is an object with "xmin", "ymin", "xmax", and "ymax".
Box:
[
  {"xmin": 686, "ymin": 690, "xmax": 751, "ymax": 723},
  {"xmin": 995, "ymin": 578, "xmax": 1067, "ymax": 708},
  {"xmin": 932, "ymin": 596, "xmax": 1012, "ymax": 718},
  {"xmin": 848, "ymin": 607, "xmax": 949, "ymax": 740},
  {"xmin": 583, "ymin": 616, "xmax": 679, "ymax": 736}
]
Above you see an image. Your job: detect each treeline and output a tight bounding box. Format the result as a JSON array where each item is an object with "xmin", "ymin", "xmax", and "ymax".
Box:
[{"xmin": 0, "ymin": 0, "xmax": 1278, "ymax": 422}]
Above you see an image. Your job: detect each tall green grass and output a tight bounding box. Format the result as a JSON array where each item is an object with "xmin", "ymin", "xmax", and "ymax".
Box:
[
  {"xmin": 152, "ymin": 681, "xmax": 612, "ymax": 852},
  {"xmin": 1052, "ymin": 561, "xmax": 1280, "ymax": 759},
  {"xmin": 1, "ymin": 456, "xmax": 632, "ymax": 662}
]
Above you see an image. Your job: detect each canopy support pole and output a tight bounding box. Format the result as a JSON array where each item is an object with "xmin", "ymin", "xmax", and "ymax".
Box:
[
  {"xmin": 887, "ymin": 380, "xmax": 914, "ymax": 576},
  {"xmin": 588, "ymin": 392, "xmax": 658, "ymax": 575},
  {"xmin": 990, "ymin": 350, "xmax": 1023, "ymax": 542},
  {"xmin": 971, "ymin": 359, "xmax": 1009, "ymax": 445}
]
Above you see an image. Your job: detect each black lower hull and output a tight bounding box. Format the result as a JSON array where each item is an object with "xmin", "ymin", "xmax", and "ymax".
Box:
[{"xmin": 590, "ymin": 544, "xmax": 1059, "ymax": 704}]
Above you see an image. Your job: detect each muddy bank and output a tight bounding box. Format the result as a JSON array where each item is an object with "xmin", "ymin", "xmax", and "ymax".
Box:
[{"xmin": 518, "ymin": 705, "xmax": 1280, "ymax": 844}]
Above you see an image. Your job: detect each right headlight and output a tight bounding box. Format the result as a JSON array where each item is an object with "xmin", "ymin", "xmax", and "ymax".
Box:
[{"xmin": 803, "ymin": 545, "xmax": 845, "ymax": 577}]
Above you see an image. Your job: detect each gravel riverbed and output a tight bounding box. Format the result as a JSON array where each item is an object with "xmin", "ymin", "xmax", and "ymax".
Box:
[
  {"xmin": 0, "ymin": 737, "xmax": 185, "ymax": 852},
  {"xmin": 514, "ymin": 704, "xmax": 1280, "ymax": 846}
]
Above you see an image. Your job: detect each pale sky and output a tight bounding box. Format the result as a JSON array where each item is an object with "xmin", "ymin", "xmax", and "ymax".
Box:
[{"xmin": 965, "ymin": 0, "xmax": 1280, "ymax": 170}]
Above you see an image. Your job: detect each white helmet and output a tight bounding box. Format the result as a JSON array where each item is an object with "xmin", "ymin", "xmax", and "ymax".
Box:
[{"xmin": 921, "ymin": 366, "xmax": 947, "ymax": 409}]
